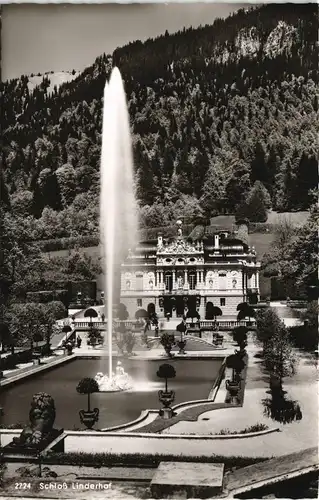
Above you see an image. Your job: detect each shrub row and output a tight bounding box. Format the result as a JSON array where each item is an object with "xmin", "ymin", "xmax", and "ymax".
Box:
[
  {"xmin": 138, "ymin": 224, "xmax": 194, "ymax": 241},
  {"xmin": 43, "ymin": 451, "xmax": 268, "ymax": 471},
  {"xmin": 34, "ymin": 223, "xmax": 279, "ymax": 254},
  {"xmin": 1, "ymin": 345, "xmax": 51, "ymax": 370},
  {"xmin": 245, "ymin": 223, "xmax": 275, "ymax": 233},
  {"xmin": 289, "ymin": 325, "xmax": 318, "ymax": 352},
  {"xmin": 216, "ymin": 423, "xmax": 269, "ymax": 435},
  {"xmin": 0, "ymin": 422, "xmax": 24, "ymax": 429},
  {"xmin": 38, "ymin": 236, "xmax": 100, "ymax": 253},
  {"xmin": 1, "ymin": 350, "xmax": 33, "ymax": 370},
  {"xmin": 37, "ymin": 225, "xmax": 198, "ymax": 253},
  {"xmin": 26, "ymin": 290, "xmax": 68, "ymax": 304}
]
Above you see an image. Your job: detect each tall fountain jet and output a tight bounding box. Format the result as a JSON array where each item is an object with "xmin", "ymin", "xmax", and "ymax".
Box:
[{"xmin": 98, "ymin": 67, "xmax": 138, "ymax": 391}]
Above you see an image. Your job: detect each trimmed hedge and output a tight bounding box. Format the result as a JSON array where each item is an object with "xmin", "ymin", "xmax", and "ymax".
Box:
[
  {"xmin": 246, "ymin": 223, "xmax": 276, "ymax": 234},
  {"xmin": 1, "ymin": 350, "xmax": 32, "ymax": 370},
  {"xmin": 39, "ymin": 235, "xmax": 100, "ymax": 253},
  {"xmin": 0, "ymin": 422, "xmax": 24, "ymax": 429},
  {"xmin": 38, "ymin": 226, "xmax": 198, "ymax": 253},
  {"xmin": 289, "ymin": 325, "xmax": 318, "ymax": 352},
  {"xmin": 138, "ymin": 224, "xmax": 195, "ymax": 241},
  {"xmin": 26, "ymin": 290, "xmax": 68, "ymax": 304},
  {"xmin": 1, "ymin": 344, "xmax": 51, "ymax": 370},
  {"xmin": 34, "ymin": 223, "xmax": 280, "ymax": 254},
  {"xmin": 43, "ymin": 451, "xmax": 268, "ymax": 471}
]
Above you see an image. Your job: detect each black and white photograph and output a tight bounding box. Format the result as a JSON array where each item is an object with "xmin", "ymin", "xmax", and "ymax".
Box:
[{"xmin": 0, "ymin": 2, "xmax": 318, "ymax": 498}]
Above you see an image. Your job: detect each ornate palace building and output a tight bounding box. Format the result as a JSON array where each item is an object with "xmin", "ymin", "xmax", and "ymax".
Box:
[{"xmin": 120, "ymin": 221, "xmax": 260, "ymax": 320}]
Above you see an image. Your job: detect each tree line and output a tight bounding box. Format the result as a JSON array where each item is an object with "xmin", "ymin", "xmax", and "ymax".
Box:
[{"xmin": 1, "ymin": 3, "xmax": 318, "ymax": 241}]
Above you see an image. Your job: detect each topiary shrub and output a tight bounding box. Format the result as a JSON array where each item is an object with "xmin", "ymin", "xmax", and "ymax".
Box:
[
  {"xmin": 226, "ymin": 354, "xmax": 246, "ymax": 382},
  {"xmin": 157, "ymin": 363, "xmax": 176, "ymax": 392},
  {"xmin": 124, "ymin": 332, "xmax": 136, "ymax": 355},
  {"xmin": 76, "ymin": 378, "xmax": 99, "ymax": 411},
  {"xmin": 160, "ymin": 333, "xmax": 175, "ymax": 357}
]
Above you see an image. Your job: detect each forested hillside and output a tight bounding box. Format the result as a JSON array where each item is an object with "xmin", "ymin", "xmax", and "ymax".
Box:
[{"xmin": 1, "ymin": 3, "xmax": 318, "ymax": 240}]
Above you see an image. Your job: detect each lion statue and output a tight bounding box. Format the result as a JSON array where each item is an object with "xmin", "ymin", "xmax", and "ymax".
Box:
[{"xmin": 12, "ymin": 392, "xmax": 56, "ymax": 448}]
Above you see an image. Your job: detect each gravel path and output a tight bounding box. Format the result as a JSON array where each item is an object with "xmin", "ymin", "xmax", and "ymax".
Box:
[{"xmin": 162, "ymin": 340, "xmax": 318, "ymax": 458}]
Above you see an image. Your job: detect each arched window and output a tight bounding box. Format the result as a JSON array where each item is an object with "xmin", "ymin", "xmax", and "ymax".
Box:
[
  {"xmin": 218, "ymin": 272, "xmax": 227, "ymax": 290},
  {"xmin": 136, "ymin": 273, "xmax": 143, "ymax": 291}
]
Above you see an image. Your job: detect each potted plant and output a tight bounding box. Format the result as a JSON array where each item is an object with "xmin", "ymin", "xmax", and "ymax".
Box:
[
  {"xmin": 65, "ymin": 341, "xmax": 73, "ymax": 355},
  {"xmin": 32, "ymin": 332, "xmax": 44, "ymax": 364},
  {"xmin": 157, "ymin": 363, "xmax": 176, "ymax": 418},
  {"xmin": 232, "ymin": 326, "xmax": 248, "ymax": 347},
  {"xmin": 124, "ymin": 331, "xmax": 136, "ymax": 355},
  {"xmin": 87, "ymin": 327, "xmax": 102, "ymax": 349},
  {"xmin": 115, "ymin": 334, "xmax": 125, "ymax": 356},
  {"xmin": 176, "ymin": 321, "xmax": 187, "ymax": 355},
  {"xmin": 76, "ymin": 378, "xmax": 100, "ymax": 429},
  {"xmin": 160, "ymin": 333, "xmax": 175, "ymax": 357}
]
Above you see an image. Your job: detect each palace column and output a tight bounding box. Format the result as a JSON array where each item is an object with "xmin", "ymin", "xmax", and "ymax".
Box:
[
  {"xmin": 243, "ymin": 271, "xmax": 247, "ymax": 299},
  {"xmin": 172, "ymin": 270, "xmax": 176, "ymax": 290},
  {"xmin": 184, "ymin": 269, "xmax": 188, "ymax": 287},
  {"xmin": 196, "ymin": 270, "xmax": 200, "ymax": 287},
  {"xmin": 256, "ymin": 270, "xmax": 259, "ymax": 290},
  {"xmin": 156, "ymin": 270, "xmax": 160, "ymax": 288}
]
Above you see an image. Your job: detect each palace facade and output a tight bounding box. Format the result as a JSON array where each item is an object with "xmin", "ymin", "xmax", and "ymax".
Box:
[{"xmin": 120, "ymin": 221, "xmax": 260, "ymax": 320}]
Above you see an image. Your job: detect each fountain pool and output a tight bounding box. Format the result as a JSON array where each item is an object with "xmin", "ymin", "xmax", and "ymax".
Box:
[{"xmin": 0, "ymin": 358, "xmax": 223, "ymax": 430}]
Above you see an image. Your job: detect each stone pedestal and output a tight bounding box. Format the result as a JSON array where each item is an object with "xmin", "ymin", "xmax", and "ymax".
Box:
[
  {"xmin": 151, "ymin": 461, "xmax": 224, "ymax": 498},
  {"xmin": 160, "ymin": 407, "xmax": 174, "ymax": 419}
]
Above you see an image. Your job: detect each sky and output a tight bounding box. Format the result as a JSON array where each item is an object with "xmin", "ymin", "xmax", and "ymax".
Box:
[{"xmin": 2, "ymin": 3, "xmax": 248, "ymax": 80}]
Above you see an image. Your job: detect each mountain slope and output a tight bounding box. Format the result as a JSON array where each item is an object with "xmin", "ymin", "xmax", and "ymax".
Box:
[
  {"xmin": 1, "ymin": 3, "xmax": 318, "ymax": 241},
  {"xmin": 27, "ymin": 71, "xmax": 80, "ymax": 94}
]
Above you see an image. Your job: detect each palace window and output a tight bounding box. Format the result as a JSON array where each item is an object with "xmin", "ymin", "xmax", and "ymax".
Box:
[
  {"xmin": 165, "ymin": 272, "xmax": 173, "ymax": 292},
  {"xmin": 189, "ymin": 272, "xmax": 197, "ymax": 290},
  {"xmin": 137, "ymin": 299, "xmax": 142, "ymax": 307},
  {"xmin": 220, "ymin": 298, "xmax": 226, "ymax": 307}
]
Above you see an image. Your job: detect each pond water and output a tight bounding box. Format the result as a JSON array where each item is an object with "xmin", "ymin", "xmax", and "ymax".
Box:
[{"xmin": 0, "ymin": 357, "xmax": 222, "ymax": 430}]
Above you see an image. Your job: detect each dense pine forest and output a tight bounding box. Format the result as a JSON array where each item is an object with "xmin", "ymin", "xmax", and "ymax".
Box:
[{"xmin": 1, "ymin": 3, "xmax": 318, "ymax": 241}]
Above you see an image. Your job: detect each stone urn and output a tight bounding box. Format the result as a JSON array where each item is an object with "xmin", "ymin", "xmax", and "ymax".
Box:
[
  {"xmin": 226, "ymin": 380, "xmax": 241, "ymax": 403},
  {"xmin": 158, "ymin": 390, "xmax": 175, "ymax": 419},
  {"xmin": 158, "ymin": 389, "xmax": 175, "ymax": 407},
  {"xmin": 177, "ymin": 339, "xmax": 187, "ymax": 355},
  {"xmin": 79, "ymin": 408, "xmax": 99, "ymax": 429},
  {"xmin": 65, "ymin": 342, "xmax": 73, "ymax": 355}
]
